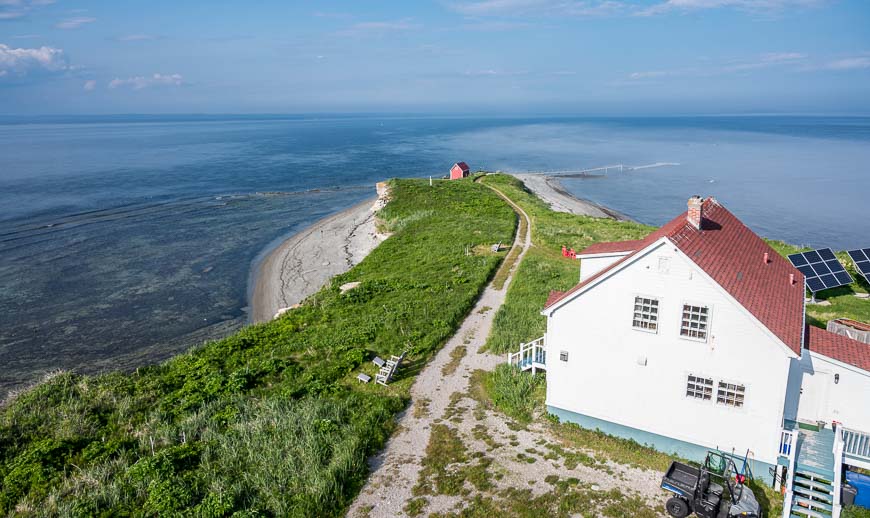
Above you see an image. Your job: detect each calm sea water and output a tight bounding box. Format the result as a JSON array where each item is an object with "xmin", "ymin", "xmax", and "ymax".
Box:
[{"xmin": 1, "ymin": 115, "xmax": 868, "ymax": 395}]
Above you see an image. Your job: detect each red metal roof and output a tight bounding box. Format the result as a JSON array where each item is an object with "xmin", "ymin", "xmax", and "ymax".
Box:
[
  {"xmin": 545, "ymin": 290, "xmax": 566, "ymax": 308},
  {"xmin": 578, "ymin": 239, "xmax": 645, "ymax": 255},
  {"xmin": 454, "ymin": 162, "xmax": 470, "ymax": 171},
  {"xmin": 831, "ymin": 318, "xmax": 870, "ymax": 332},
  {"xmin": 806, "ymin": 325, "xmax": 870, "ymax": 371},
  {"xmin": 545, "ymin": 197, "xmax": 806, "ymax": 356}
]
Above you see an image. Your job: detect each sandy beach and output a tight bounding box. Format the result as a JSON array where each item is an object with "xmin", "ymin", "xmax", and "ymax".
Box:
[
  {"xmin": 249, "ymin": 192, "xmax": 388, "ymax": 323},
  {"xmin": 512, "ymin": 173, "xmax": 632, "ymax": 221}
]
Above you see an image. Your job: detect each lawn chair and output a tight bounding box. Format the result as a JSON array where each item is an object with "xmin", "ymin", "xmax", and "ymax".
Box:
[{"xmin": 376, "ymin": 351, "xmax": 407, "ymax": 386}]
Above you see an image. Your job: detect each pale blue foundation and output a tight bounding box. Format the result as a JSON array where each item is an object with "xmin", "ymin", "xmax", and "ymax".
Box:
[{"xmin": 547, "ymin": 405, "xmax": 776, "ymax": 485}]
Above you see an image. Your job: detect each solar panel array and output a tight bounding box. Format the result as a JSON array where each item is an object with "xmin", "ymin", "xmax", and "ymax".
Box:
[
  {"xmin": 848, "ymin": 248, "xmax": 870, "ymax": 283},
  {"xmin": 787, "ymin": 248, "xmax": 854, "ymax": 293}
]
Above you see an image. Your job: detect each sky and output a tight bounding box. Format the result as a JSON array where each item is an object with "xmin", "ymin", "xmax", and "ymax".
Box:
[{"xmin": 0, "ymin": 0, "xmax": 869, "ymax": 115}]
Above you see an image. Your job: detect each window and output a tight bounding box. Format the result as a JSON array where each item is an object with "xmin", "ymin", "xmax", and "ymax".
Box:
[
  {"xmin": 680, "ymin": 304, "xmax": 710, "ymax": 340},
  {"xmin": 559, "ymin": 351, "xmax": 568, "ymax": 362},
  {"xmin": 632, "ymin": 296, "xmax": 659, "ymax": 331},
  {"xmin": 658, "ymin": 257, "xmax": 671, "ymax": 274},
  {"xmin": 686, "ymin": 374, "xmax": 713, "ymax": 400},
  {"xmin": 717, "ymin": 381, "xmax": 746, "ymax": 408}
]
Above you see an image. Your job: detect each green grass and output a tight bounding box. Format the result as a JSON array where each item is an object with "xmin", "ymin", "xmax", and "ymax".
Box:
[
  {"xmin": 766, "ymin": 240, "xmax": 870, "ymax": 328},
  {"xmin": 428, "ymin": 482, "xmax": 660, "ymax": 518},
  {"xmin": 413, "ymin": 424, "xmax": 494, "ymax": 497},
  {"xmin": 844, "ymin": 506, "xmax": 870, "ymax": 518},
  {"xmin": 0, "ymin": 178, "xmax": 516, "ymax": 516},
  {"xmin": 479, "ymin": 174, "xmax": 652, "ymax": 353},
  {"xmin": 477, "ymin": 364, "xmax": 545, "ymax": 424}
]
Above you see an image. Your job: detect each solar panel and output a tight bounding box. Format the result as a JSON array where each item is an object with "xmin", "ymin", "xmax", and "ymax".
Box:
[
  {"xmin": 787, "ymin": 248, "xmax": 854, "ymax": 293},
  {"xmin": 848, "ymin": 248, "xmax": 870, "ymax": 282}
]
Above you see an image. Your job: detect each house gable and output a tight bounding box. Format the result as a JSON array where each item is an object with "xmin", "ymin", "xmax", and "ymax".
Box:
[
  {"xmin": 543, "ymin": 238, "xmax": 794, "ymax": 464},
  {"xmin": 546, "ymin": 197, "xmax": 805, "ymax": 356},
  {"xmin": 547, "ymin": 236, "xmax": 799, "ymax": 360}
]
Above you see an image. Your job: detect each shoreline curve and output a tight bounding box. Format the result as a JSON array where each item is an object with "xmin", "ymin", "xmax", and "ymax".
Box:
[{"xmin": 249, "ymin": 193, "xmax": 387, "ymax": 323}]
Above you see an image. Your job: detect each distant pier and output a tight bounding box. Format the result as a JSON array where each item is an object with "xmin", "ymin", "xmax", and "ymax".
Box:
[{"xmin": 522, "ymin": 162, "xmax": 680, "ymax": 178}]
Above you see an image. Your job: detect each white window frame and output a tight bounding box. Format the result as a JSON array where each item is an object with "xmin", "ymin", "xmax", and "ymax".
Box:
[
  {"xmin": 631, "ymin": 294, "xmax": 660, "ymax": 334},
  {"xmin": 685, "ymin": 373, "xmax": 714, "ymax": 402},
  {"xmin": 679, "ymin": 301, "xmax": 712, "ymax": 343},
  {"xmin": 715, "ymin": 379, "xmax": 747, "ymax": 409},
  {"xmin": 657, "ymin": 256, "xmax": 671, "ymax": 274},
  {"xmin": 559, "ymin": 350, "xmax": 568, "ymax": 362}
]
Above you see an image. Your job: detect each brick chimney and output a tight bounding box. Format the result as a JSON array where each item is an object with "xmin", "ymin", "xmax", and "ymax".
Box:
[{"xmin": 687, "ymin": 196, "xmax": 704, "ymax": 230}]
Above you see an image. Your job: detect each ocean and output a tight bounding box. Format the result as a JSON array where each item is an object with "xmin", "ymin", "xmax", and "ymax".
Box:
[{"xmin": 2, "ymin": 115, "xmax": 869, "ymax": 395}]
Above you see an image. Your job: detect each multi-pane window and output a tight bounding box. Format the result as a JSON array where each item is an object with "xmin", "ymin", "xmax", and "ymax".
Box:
[
  {"xmin": 559, "ymin": 351, "xmax": 568, "ymax": 362},
  {"xmin": 680, "ymin": 304, "xmax": 710, "ymax": 340},
  {"xmin": 632, "ymin": 297, "xmax": 659, "ymax": 331},
  {"xmin": 717, "ymin": 382, "xmax": 746, "ymax": 408},
  {"xmin": 686, "ymin": 375, "xmax": 714, "ymax": 400}
]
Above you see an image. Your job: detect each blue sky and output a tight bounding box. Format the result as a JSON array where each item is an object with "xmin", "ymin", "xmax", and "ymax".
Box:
[{"xmin": 1, "ymin": 0, "xmax": 869, "ymax": 115}]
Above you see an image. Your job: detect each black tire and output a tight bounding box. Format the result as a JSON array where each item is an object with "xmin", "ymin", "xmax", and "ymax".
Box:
[{"xmin": 666, "ymin": 496, "xmax": 691, "ymax": 518}]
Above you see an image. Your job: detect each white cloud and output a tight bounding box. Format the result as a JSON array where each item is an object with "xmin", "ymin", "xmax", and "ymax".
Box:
[
  {"xmin": 0, "ymin": 43, "xmax": 69, "ymax": 78},
  {"xmin": 117, "ymin": 34, "xmax": 157, "ymax": 42},
  {"xmin": 627, "ymin": 52, "xmax": 808, "ymax": 79},
  {"xmin": 0, "ymin": 0, "xmax": 54, "ymax": 20},
  {"xmin": 108, "ymin": 73, "xmax": 184, "ymax": 90},
  {"xmin": 349, "ymin": 19, "xmax": 420, "ymax": 31},
  {"xmin": 822, "ymin": 57, "xmax": 870, "ymax": 71},
  {"xmin": 629, "ymin": 70, "xmax": 671, "ymax": 79},
  {"xmin": 449, "ymin": 0, "xmax": 625, "ymax": 17},
  {"xmin": 638, "ymin": 0, "xmax": 826, "ymax": 16},
  {"xmin": 55, "ymin": 16, "xmax": 96, "ymax": 29},
  {"xmin": 336, "ymin": 18, "xmax": 422, "ymax": 36},
  {"xmin": 83, "ymin": 79, "xmax": 96, "ymax": 91},
  {"xmin": 760, "ymin": 52, "xmax": 806, "ymax": 62}
]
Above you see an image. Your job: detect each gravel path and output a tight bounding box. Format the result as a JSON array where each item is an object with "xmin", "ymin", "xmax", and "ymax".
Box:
[{"xmin": 348, "ymin": 183, "xmax": 668, "ymax": 517}]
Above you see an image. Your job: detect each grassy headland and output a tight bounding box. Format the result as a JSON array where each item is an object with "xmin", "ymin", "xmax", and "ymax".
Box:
[{"xmin": 0, "ymin": 178, "xmax": 515, "ymax": 516}]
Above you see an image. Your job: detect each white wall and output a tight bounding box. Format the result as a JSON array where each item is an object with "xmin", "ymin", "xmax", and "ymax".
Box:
[
  {"xmin": 788, "ymin": 351, "xmax": 870, "ymax": 433},
  {"xmin": 578, "ymin": 252, "xmax": 630, "ymax": 282},
  {"xmin": 545, "ymin": 240, "xmax": 795, "ymax": 465}
]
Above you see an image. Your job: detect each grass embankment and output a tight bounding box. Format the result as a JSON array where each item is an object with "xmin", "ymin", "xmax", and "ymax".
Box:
[
  {"xmin": 766, "ymin": 241, "xmax": 870, "ymax": 327},
  {"xmin": 479, "ymin": 174, "xmax": 653, "ymax": 353},
  {"xmin": 0, "ymin": 178, "xmax": 516, "ymax": 516}
]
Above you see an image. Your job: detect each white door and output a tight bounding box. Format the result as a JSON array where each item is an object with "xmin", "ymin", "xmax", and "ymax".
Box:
[{"xmin": 797, "ymin": 368, "xmax": 831, "ymax": 425}]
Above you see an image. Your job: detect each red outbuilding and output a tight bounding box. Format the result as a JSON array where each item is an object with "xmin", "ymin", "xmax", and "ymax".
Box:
[{"xmin": 450, "ymin": 162, "xmax": 470, "ymax": 180}]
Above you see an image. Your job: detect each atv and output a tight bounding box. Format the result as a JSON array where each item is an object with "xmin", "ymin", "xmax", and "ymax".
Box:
[{"xmin": 660, "ymin": 452, "xmax": 762, "ymax": 518}]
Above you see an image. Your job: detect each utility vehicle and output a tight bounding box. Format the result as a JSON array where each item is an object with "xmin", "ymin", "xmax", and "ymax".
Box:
[{"xmin": 660, "ymin": 452, "xmax": 761, "ymax": 518}]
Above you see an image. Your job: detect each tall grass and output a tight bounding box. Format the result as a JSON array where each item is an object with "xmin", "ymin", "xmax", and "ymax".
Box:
[
  {"xmin": 482, "ymin": 364, "xmax": 546, "ymax": 424},
  {"xmin": 0, "ymin": 178, "xmax": 516, "ymax": 516}
]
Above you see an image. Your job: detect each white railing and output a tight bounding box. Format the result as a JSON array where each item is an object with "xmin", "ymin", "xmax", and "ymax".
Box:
[
  {"xmin": 842, "ymin": 426, "xmax": 870, "ymax": 463},
  {"xmin": 507, "ymin": 336, "xmax": 546, "ymax": 374},
  {"xmin": 779, "ymin": 429, "xmax": 795, "ymax": 457},
  {"xmin": 781, "ymin": 428, "xmax": 798, "ymax": 518},
  {"xmin": 832, "ymin": 423, "xmax": 845, "ymax": 518}
]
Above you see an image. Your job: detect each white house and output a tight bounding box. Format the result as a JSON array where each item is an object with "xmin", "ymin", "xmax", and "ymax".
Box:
[{"xmin": 509, "ymin": 196, "xmax": 870, "ymax": 517}]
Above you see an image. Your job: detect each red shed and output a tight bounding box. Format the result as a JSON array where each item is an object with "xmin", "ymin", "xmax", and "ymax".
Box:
[{"xmin": 450, "ymin": 162, "xmax": 470, "ymax": 180}]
